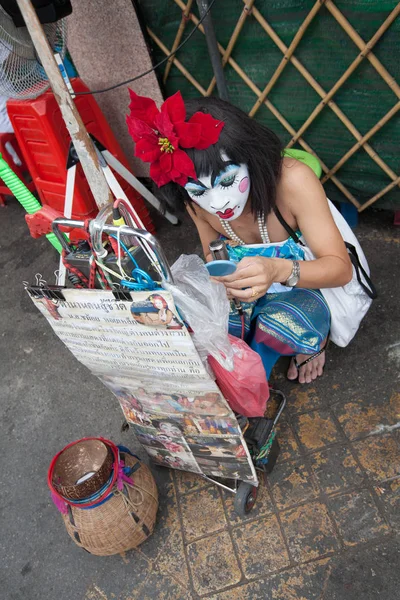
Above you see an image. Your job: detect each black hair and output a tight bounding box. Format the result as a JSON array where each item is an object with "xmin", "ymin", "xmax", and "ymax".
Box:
[{"xmin": 155, "ymin": 96, "xmax": 283, "ymax": 218}]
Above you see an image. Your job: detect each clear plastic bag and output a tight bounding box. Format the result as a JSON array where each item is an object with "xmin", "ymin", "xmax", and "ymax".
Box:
[
  {"xmin": 163, "ymin": 254, "xmax": 234, "ymax": 370},
  {"xmin": 208, "ymin": 335, "xmax": 269, "ymax": 417}
]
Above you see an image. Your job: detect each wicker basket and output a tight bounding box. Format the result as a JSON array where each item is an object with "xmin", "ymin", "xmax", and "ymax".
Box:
[
  {"xmin": 61, "ymin": 452, "xmax": 158, "ymax": 555},
  {"xmin": 52, "ymin": 439, "xmax": 114, "ymax": 501}
]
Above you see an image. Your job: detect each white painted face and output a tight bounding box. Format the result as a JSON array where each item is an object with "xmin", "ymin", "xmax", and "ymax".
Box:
[{"xmin": 184, "ymin": 156, "xmax": 250, "ymax": 221}]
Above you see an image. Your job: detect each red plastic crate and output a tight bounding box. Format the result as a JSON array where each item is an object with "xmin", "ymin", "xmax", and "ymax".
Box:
[{"xmin": 7, "ymin": 78, "xmax": 154, "ymax": 231}]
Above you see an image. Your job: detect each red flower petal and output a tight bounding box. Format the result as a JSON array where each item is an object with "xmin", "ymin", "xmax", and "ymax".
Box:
[
  {"xmin": 188, "ymin": 112, "xmax": 225, "ymax": 149},
  {"xmin": 135, "ymin": 136, "xmax": 161, "ymax": 162},
  {"xmin": 159, "ymin": 151, "xmax": 172, "ymax": 172},
  {"xmin": 126, "ymin": 115, "xmax": 154, "ymax": 142},
  {"xmin": 174, "ymin": 121, "xmax": 201, "ymax": 148},
  {"xmin": 154, "ymin": 111, "xmax": 177, "ymax": 143},
  {"xmin": 161, "ymin": 91, "xmax": 186, "ymax": 125},
  {"xmin": 150, "ymin": 160, "xmax": 173, "ymax": 187},
  {"xmin": 128, "ymin": 89, "xmax": 159, "ymax": 127},
  {"xmin": 174, "ymin": 173, "xmax": 189, "ymax": 186},
  {"xmin": 172, "ymin": 148, "xmax": 197, "ymax": 180}
]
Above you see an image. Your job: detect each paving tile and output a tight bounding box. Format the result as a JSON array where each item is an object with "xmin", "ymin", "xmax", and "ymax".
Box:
[
  {"xmin": 268, "ymin": 458, "xmax": 318, "ymax": 510},
  {"xmin": 85, "ymin": 552, "xmax": 153, "ymax": 600},
  {"xmin": 274, "ymin": 421, "xmax": 301, "ymax": 463},
  {"xmin": 394, "ymin": 426, "xmax": 400, "ymax": 445},
  {"xmin": 322, "ymin": 536, "xmax": 400, "ymax": 600},
  {"xmin": 187, "ymin": 530, "xmax": 241, "ymax": 595},
  {"xmin": 287, "ymin": 386, "xmax": 323, "ymax": 414},
  {"xmin": 327, "ymin": 489, "xmax": 388, "ymax": 547},
  {"xmin": 333, "ymin": 397, "xmax": 391, "ymax": 440},
  {"xmin": 174, "ymin": 469, "xmax": 212, "ymax": 495},
  {"xmin": 308, "ymin": 444, "xmax": 365, "ymax": 495},
  {"xmin": 156, "ymin": 527, "xmax": 190, "ymax": 589},
  {"xmin": 231, "ymin": 515, "xmax": 290, "ymax": 579},
  {"xmin": 222, "ymin": 478, "xmax": 273, "ymax": 525},
  {"xmin": 208, "ymin": 558, "xmax": 332, "ymax": 600},
  {"xmin": 353, "ymin": 433, "xmax": 400, "ymax": 482},
  {"xmin": 374, "ymin": 477, "xmax": 400, "ymax": 530},
  {"xmin": 388, "ymin": 391, "xmax": 400, "ymax": 422},
  {"xmin": 139, "ymin": 480, "xmax": 180, "ymax": 561},
  {"xmin": 126, "ymin": 569, "xmax": 194, "ymax": 600},
  {"xmin": 180, "ymin": 485, "xmax": 226, "ymax": 542},
  {"xmin": 292, "ymin": 410, "xmax": 341, "ymax": 452},
  {"xmin": 280, "ymin": 501, "xmax": 339, "ymax": 562}
]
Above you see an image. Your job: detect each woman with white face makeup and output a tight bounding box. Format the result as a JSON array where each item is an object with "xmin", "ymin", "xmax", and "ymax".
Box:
[{"xmin": 127, "ymin": 92, "xmax": 354, "ymax": 384}]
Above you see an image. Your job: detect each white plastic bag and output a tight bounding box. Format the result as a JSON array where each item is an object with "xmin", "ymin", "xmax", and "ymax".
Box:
[
  {"xmin": 302, "ymin": 200, "xmax": 376, "ymax": 347},
  {"xmin": 163, "ymin": 254, "xmax": 234, "ymax": 370}
]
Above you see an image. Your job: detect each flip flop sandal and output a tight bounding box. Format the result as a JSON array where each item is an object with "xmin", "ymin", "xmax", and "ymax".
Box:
[{"xmin": 291, "ymin": 337, "xmax": 329, "ymax": 382}]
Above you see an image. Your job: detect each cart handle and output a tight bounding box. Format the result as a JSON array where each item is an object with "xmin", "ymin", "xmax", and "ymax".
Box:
[
  {"xmin": 52, "ymin": 218, "xmax": 174, "ymax": 284},
  {"xmin": 270, "ymin": 388, "xmax": 287, "ymax": 428}
]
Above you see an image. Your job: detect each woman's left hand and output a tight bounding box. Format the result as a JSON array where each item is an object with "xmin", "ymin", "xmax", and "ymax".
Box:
[{"xmin": 213, "ymin": 256, "xmax": 282, "ymax": 301}]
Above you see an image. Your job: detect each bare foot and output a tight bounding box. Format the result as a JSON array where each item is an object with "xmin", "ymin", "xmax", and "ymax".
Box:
[{"xmin": 287, "ymin": 346, "xmax": 327, "ymax": 384}]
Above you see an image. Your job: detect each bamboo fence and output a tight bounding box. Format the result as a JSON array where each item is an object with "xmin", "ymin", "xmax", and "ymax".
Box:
[{"xmin": 146, "ymin": 0, "xmax": 400, "ymax": 212}]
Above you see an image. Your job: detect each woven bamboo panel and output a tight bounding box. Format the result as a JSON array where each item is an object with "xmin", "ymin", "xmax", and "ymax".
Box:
[{"xmin": 137, "ymin": 0, "xmax": 400, "ymax": 212}]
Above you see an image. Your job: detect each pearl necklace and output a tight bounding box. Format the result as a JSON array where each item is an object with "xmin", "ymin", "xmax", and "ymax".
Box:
[{"xmin": 219, "ymin": 212, "xmax": 270, "ymax": 245}]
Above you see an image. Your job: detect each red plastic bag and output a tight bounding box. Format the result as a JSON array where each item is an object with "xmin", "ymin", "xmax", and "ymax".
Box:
[{"xmin": 208, "ymin": 335, "xmax": 269, "ymax": 417}]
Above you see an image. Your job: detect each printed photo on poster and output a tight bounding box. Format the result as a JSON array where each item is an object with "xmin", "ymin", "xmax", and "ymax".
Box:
[
  {"xmin": 35, "ymin": 296, "xmax": 62, "ymax": 321},
  {"xmin": 135, "ymin": 432, "xmax": 189, "ymax": 454},
  {"xmin": 193, "ymin": 417, "xmax": 240, "ymax": 436},
  {"xmin": 146, "ymin": 448, "xmax": 201, "ymax": 473},
  {"xmin": 131, "ymin": 415, "xmax": 199, "ymax": 437},
  {"xmin": 111, "ymin": 387, "xmax": 144, "ymax": 412},
  {"xmin": 150, "ymin": 417, "xmax": 185, "ymax": 439},
  {"xmin": 130, "ymin": 293, "xmax": 183, "ymax": 329},
  {"xmin": 187, "ymin": 436, "xmax": 247, "ymax": 460},
  {"xmin": 196, "ymin": 456, "xmax": 255, "ymax": 480},
  {"xmin": 133, "ymin": 388, "xmax": 230, "ymax": 417},
  {"xmin": 121, "ymin": 406, "xmax": 152, "ymax": 427}
]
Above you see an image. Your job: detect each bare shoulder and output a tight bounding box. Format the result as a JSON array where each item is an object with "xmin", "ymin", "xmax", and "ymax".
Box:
[
  {"xmin": 280, "ymin": 156, "xmax": 321, "ymax": 189},
  {"xmin": 278, "ymin": 157, "xmax": 326, "ymax": 214}
]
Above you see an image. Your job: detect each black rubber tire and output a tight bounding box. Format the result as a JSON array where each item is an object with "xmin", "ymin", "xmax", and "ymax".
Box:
[{"xmin": 234, "ymin": 482, "xmax": 258, "ymax": 516}]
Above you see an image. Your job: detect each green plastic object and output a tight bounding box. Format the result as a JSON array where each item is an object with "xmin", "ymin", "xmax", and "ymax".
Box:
[
  {"xmin": 283, "ymin": 148, "xmax": 322, "ymax": 179},
  {"xmin": 0, "ymin": 153, "xmax": 63, "ymax": 253}
]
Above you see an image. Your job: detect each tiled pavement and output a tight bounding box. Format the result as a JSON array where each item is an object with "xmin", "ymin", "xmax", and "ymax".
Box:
[{"xmin": 117, "ymin": 384, "xmax": 399, "ymax": 600}]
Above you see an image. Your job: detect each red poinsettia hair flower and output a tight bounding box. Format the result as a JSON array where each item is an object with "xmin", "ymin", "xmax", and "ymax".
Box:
[{"xmin": 126, "ymin": 90, "xmax": 224, "ymax": 187}]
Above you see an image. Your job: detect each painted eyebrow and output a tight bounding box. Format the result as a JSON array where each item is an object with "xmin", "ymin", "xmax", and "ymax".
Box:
[{"xmin": 211, "ymin": 161, "xmax": 238, "ymax": 187}]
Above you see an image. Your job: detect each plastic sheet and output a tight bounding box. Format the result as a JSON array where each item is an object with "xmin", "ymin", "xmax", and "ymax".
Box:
[{"xmin": 164, "ymin": 254, "xmax": 234, "ymax": 370}]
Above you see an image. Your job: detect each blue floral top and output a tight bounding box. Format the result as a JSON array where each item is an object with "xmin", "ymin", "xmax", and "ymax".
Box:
[{"xmin": 224, "ymin": 235, "xmax": 305, "ymax": 263}]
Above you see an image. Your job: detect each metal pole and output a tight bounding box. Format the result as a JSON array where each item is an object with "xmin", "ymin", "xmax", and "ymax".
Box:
[
  {"xmin": 196, "ymin": 0, "xmax": 229, "ymax": 101},
  {"xmin": 15, "ymin": 0, "xmax": 114, "ymax": 209}
]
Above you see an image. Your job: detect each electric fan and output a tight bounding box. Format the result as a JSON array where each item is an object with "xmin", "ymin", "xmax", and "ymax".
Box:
[{"xmin": 0, "ymin": 4, "xmax": 67, "ymax": 99}]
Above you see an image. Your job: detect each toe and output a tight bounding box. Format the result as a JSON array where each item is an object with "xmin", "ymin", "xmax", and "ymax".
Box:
[
  {"xmin": 305, "ymin": 367, "xmax": 312, "ymax": 384},
  {"xmin": 310, "ymin": 362, "xmax": 319, "ymax": 380},
  {"xmin": 287, "ymin": 358, "xmax": 298, "ymax": 381}
]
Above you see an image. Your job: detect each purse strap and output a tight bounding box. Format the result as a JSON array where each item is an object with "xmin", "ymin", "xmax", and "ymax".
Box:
[
  {"xmin": 274, "ymin": 208, "xmax": 378, "ymax": 300},
  {"xmin": 274, "ymin": 207, "xmax": 304, "ymax": 246},
  {"xmin": 345, "ymin": 242, "xmax": 377, "ymax": 299}
]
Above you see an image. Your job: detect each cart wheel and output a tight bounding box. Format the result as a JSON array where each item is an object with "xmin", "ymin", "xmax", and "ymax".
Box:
[{"xmin": 234, "ymin": 482, "xmax": 258, "ymax": 516}]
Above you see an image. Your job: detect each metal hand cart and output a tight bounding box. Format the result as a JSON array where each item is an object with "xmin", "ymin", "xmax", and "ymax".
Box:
[{"xmin": 52, "ymin": 218, "xmax": 286, "ymax": 516}]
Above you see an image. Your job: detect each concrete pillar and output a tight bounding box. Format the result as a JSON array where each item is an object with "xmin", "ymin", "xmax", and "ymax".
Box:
[{"xmin": 67, "ymin": 0, "xmax": 164, "ymax": 176}]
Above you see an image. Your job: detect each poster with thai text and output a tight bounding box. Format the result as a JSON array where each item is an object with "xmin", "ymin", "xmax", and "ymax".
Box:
[{"xmin": 28, "ymin": 287, "xmax": 256, "ymax": 483}]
